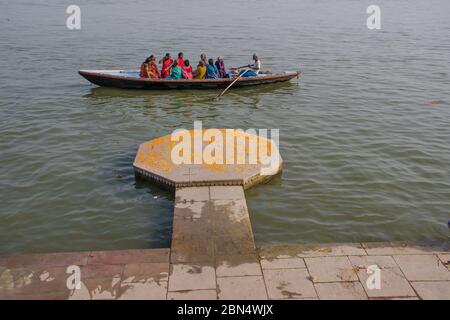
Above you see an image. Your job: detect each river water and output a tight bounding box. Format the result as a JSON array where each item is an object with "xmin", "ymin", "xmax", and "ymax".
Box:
[{"xmin": 1, "ymin": 0, "xmax": 449, "ymax": 254}]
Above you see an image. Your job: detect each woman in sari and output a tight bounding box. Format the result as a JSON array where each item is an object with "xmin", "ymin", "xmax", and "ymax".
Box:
[
  {"xmin": 177, "ymin": 52, "xmax": 186, "ymax": 68},
  {"xmin": 215, "ymin": 56, "xmax": 226, "ymax": 78},
  {"xmin": 182, "ymin": 59, "xmax": 193, "ymax": 79},
  {"xmin": 166, "ymin": 60, "xmax": 182, "ymax": 80},
  {"xmin": 205, "ymin": 58, "xmax": 220, "ymax": 79},
  {"xmin": 194, "ymin": 60, "xmax": 206, "ymax": 79},
  {"xmin": 139, "ymin": 57, "xmax": 151, "ymax": 78},
  {"xmin": 159, "ymin": 53, "xmax": 174, "ymax": 79},
  {"xmin": 147, "ymin": 55, "xmax": 160, "ymax": 79}
]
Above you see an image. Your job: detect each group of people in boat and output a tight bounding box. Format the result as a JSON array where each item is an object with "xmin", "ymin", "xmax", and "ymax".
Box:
[{"xmin": 139, "ymin": 52, "xmax": 261, "ymax": 80}]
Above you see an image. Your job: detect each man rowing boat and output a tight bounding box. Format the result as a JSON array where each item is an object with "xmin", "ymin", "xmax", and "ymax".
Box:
[{"xmin": 232, "ymin": 54, "xmax": 261, "ymax": 77}]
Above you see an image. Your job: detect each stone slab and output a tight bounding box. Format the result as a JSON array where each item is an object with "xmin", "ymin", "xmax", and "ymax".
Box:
[
  {"xmin": 217, "ymin": 276, "xmax": 268, "ymax": 300},
  {"xmin": 80, "ymin": 264, "xmax": 124, "ymax": 279},
  {"xmin": 258, "ymin": 245, "xmax": 307, "ymax": 259},
  {"xmin": 305, "ymin": 256, "xmax": 358, "ymax": 282},
  {"xmin": 118, "ymin": 280, "xmax": 168, "ymax": 300},
  {"xmin": 170, "ymin": 236, "xmax": 215, "ymax": 264},
  {"xmin": 370, "ymin": 297, "xmax": 420, "ymax": 300},
  {"xmin": 0, "ymin": 266, "xmax": 69, "ymax": 296},
  {"xmin": 168, "ymin": 289, "xmax": 217, "ymax": 300},
  {"xmin": 168, "ymin": 263, "xmax": 216, "ymax": 291},
  {"xmin": 210, "ymin": 199, "xmax": 253, "ymax": 238},
  {"xmin": 411, "ymin": 281, "xmax": 450, "ymax": 300},
  {"xmin": 122, "ymin": 263, "xmax": 169, "ymax": 283},
  {"xmin": 263, "ymin": 268, "xmax": 316, "ymax": 299},
  {"xmin": 348, "ymin": 256, "xmax": 416, "ymax": 298},
  {"xmin": 0, "ymin": 252, "xmax": 90, "ymax": 269},
  {"xmin": 348, "ymin": 255, "xmax": 399, "ymax": 269},
  {"xmin": 69, "ymin": 276, "xmax": 121, "ymax": 300},
  {"xmin": 0, "ymin": 291, "xmax": 70, "ymax": 300},
  {"xmin": 172, "ymin": 202, "xmax": 212, "ymax": 239},
  {"xmin": 438, "ymin": 254, "xmax": 450, "ymax": 269},
  {"xmin": 259, "ymin": 243, "xmax": 365, "ymax": 259},
  {"xmin": 363, "ymin": 241, "xmax": 450, "ymax": 256},
  {"xmin": 210, "ymin": 186, "xmax": 245, "ymax": 200},
  {"xmin": 393, "ymin": 255, "xmax": 450, "ymax": 281},
  {"xmin": 216, "ymin": 255, "xmax": 261, "ymax": 277},
  {"xmin": 361, "ymin": 242, "xmax": 397, "ymax": 255},
  {"xmin": 214, "ymin": 236, "xmax": 256, "ymax": 257},
  {"xmin": 175, "ymin": 187, "xmax": 210, "ymax": 202},
  {"xmin": 88, "ymin": 249, "xmax": 169, "ymax": 265},
  {"xmin": 260, "ymin": 257, "xmax": 306, "ymax": 270},
  {"xmin": 296, "ymin": 243, "xmax": 366, "ymax": 258},
  {"xmin": 314, "ymin": 282, "xmax": 368, "ymax": 300}
]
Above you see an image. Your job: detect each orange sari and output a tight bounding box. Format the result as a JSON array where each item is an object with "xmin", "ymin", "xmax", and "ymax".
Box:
[
  {"xmin": 148, "ymin": 62, "xmax": 160, "ymax": 79},
  {"xmin": 140, "ymin": 63, "xmax": 150, "ymax": 78}
]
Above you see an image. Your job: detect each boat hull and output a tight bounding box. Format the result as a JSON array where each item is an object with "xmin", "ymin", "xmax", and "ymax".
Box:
[{"xmin": 79, "ymin": 70, "xmax": 300, "ymax": 90}]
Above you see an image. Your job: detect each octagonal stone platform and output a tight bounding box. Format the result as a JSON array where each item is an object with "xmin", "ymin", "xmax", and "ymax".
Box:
[{"xmin": 133, "ymin": 129, "xmax": 282, "ymax": 189}]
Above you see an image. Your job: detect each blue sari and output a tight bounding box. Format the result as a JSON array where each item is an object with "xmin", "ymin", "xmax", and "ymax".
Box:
[
  {"xmin": 239, "ymin": 69, "xmax": 258, "ymax": 77},
  {"xmin": 205, "ymin": 65, "xmax": 219, "ymax": 79}
]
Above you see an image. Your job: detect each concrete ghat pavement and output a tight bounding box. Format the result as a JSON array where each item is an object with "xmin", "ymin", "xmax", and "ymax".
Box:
[{"xmin": 1, "ymin": 240, "xmax": 449, "ymax": 299}]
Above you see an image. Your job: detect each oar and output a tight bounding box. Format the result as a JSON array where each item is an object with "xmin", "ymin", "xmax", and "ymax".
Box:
[{"xmin": 215, "ymin": 69, "xmax": 249, "ymax": 99}]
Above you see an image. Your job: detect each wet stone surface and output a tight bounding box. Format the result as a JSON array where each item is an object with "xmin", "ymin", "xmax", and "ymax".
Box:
[{"xmin": 1, "ymin": 241, "xmax": 449, "ymax": 299}]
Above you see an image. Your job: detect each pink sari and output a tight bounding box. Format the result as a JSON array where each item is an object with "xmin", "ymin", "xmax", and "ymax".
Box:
[{"xmin": 182, "ymin": 65, "xmax": 193, "ymax": 79}]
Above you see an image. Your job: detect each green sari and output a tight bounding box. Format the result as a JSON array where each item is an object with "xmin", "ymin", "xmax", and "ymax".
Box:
[{"xmin": 166, "ymin": 66, "xmax": 182, "ymax": 80}]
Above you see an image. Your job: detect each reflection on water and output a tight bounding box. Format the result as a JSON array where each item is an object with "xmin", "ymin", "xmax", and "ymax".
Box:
[
  {"xmin": 84, "ymin": 80, "xmax": 297, "ymax": 102},
  {"xmin": 83, "ymin": 81, "xmax": 299, "ymax": 123}
]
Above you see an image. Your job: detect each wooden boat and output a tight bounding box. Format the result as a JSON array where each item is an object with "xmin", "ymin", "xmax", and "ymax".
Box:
[{"xmin": 78, "ymin": 70, "xmax": 300, "ymax": 90}]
